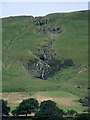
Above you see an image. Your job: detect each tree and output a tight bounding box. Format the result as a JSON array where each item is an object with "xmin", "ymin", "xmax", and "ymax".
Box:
[
  {"xmin": 1, "ymin": 99, "xmax": 10, "ymax": 116},
  {"xmin": 33, "ymin": 100, "xmax": 64, "ymax": 120},
  {"xmin": 76, "ymin": 113, "xmax": 90, "ymax": 120},
  {"xmin": 40, "ymin": 100, "xmax": 56, "ymax": 110},
  {"xmin": 12, "ymin": 98, "xmax": 39, "ymax": 116}
]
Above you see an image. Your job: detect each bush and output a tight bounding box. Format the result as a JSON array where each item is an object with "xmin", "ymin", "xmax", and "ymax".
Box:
[
  {"xmin": 76, "ymin": 113, "xmax": 90, "ymax": 120},
  {"xmin": 63, "ymin": 59, "xmax": 74, "ymax": 67}
]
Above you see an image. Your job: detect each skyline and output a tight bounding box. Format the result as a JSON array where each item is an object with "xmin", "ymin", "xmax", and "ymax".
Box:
[
  {"xmin": 1, "ymin": 2, "xmax": 88, "ymax": 18},
  {"xmin": 0, "ymin": 0, "xmax": 89, "ymax": 2}
]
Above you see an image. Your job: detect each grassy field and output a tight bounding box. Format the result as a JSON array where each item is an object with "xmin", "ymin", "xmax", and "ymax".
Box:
[
  {"xmin": 2, "ymin": 10, "xmax": 88, "ymax": 112},
  {"xmin": 2, "ymin": 91, "xmax": 88, "ymax": 113}
]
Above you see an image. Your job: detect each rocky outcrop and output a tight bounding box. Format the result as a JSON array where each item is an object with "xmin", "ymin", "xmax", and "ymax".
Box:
[{"xmin": 38, "ymin": 27, "xmax": 62, "ymax": 34}]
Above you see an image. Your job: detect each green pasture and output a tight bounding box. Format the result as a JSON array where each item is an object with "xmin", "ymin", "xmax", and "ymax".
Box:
[{"xmin": 2, "ymin": 10, "xmax": 88, "ymax": 113}]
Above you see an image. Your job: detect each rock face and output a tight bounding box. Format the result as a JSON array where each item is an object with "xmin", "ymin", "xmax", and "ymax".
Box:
[
  {"xmin": 79, "ymin": 96, "xmax": 89, "ymax": 106},
  {"xmin": 26, "ymin": 38, "xmax": 61, "ymax": 79},
  {"xmin": 38, "ymin": 27, "xmax": 62, "ymax": 34},
  {"xmin": 23, "ymin": 37, "xmax": 74, "ymax": 80},
  {"xmin": 33, "ymin": 18, "xmax": 62, "ymax": 34},
  {"xmin": 22, "ymin": 18, "xmax": 74, "ymax": 80},
  {"xmin": 33, "ymin": 19, "xmax": 49, "ymax": 26}
]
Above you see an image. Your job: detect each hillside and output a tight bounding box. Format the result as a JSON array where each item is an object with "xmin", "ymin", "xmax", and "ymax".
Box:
[{"xmin": 2, "ymin": 10, "xmax": 88, "ymax": 112}]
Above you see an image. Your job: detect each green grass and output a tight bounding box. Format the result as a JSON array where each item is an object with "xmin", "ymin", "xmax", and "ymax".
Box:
[
  {"xmin": 33, "ymin": 91, "xmax": 88, "ymax": 112},
  {"xmin": 2, "ymin": 91, "xmax": 88, "ymax": 113},
  {"xmin": 37, "ymin": 91, "xmax": 78, "ymax": 98},
  {"xmin": 2, "ymin": 10, "xmax": 88, "ymax": 112},
  {"xmin": 58, "ymin": 103, "xmax": 88, "ymax": 113}
]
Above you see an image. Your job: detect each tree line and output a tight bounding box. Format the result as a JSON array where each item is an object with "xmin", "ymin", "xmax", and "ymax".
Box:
[{"xmin": 1, "ymin": 98, "xmax": 90, "ymax": 120}]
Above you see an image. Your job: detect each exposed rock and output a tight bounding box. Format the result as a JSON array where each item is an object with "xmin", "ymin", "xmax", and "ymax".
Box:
[
  {"xmin": 38, "ymin": 27, "xmax": 62, "ymax": 34},
  {"xmin": 79, "ymin": 96, "xmax": 90, "ymax": 106},
  {"xmin": 33, "ymin": 19, "xmax": 49, "ymax": 26}
]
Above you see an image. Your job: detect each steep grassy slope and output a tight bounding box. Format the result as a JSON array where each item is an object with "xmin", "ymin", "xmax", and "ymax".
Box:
[{"xmin": 2, "ymin": 10, "xmax": 88, "ymax": 99}]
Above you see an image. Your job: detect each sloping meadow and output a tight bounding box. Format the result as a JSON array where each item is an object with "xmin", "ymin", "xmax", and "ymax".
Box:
[{"xmin": 2, "ymin": 10, "xmax": 88, "ymax": 112}]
